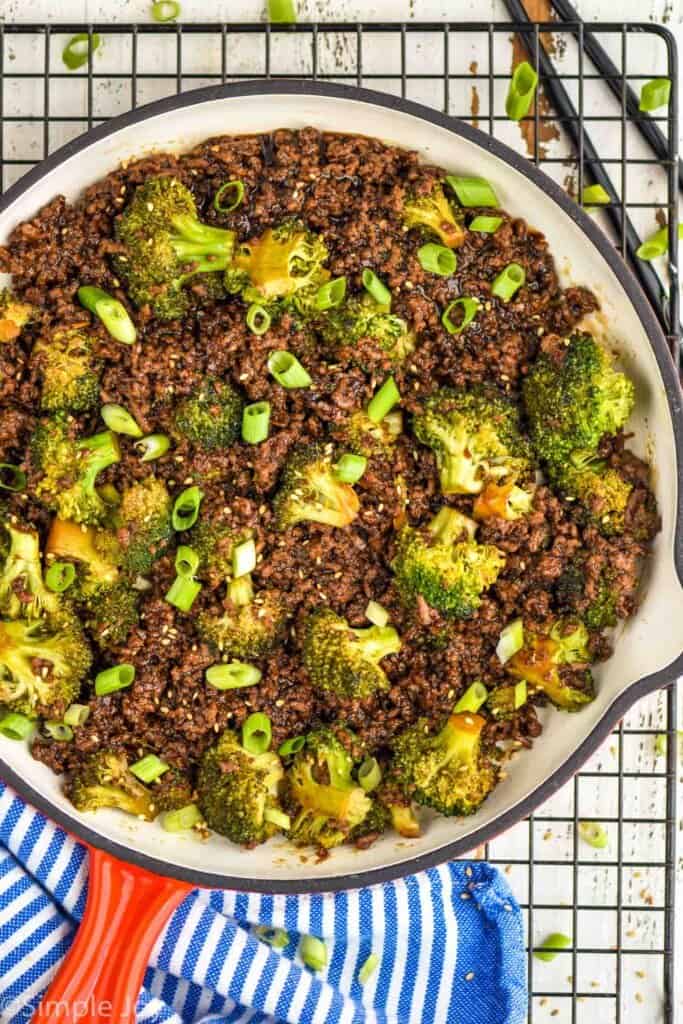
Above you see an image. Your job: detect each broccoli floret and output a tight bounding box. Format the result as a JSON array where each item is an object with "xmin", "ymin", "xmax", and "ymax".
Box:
[
  {"xmin": 225, "ymin": 220, "xmax": 329, "ymax": 309},
  {"xmin": 84, "ymin": 583, "xmax": 140, "ymax": 649},
  {"xmin": 551, "ymin": 454, "xmax": 633, "ymax": 537},
  {"xmin": 0, "ymin": 288, "xmax": 34, "ymax": 343},
  {"xmin": 190, "ymin": 516, "xmax": 246, "ymax": 582},
  {"xmin": 273, "ymin": 443, "xmax": 360, "ymax": 530},
  {"xmin": 402, "ymin": 184, "xmax": 465, "ymax": 248},
  {"xmin": 150, "ymin": 768, "xmax": 194, "ymax": 815},
  {"xmin": 320, "ymin": 296, "xmax": 416, "ymax": 366},
  {"xmin": 336, "ymin": 408, "xmax": 403, "ymax": 459},
  {"xmin": 33, "ymin": 328, "xmax": 100, "ymax": 413},
  {"xmin": 392, "ymin": 506, "xmax": 505, "ymax": 619},
  {"xmin": 556, "ymin": 557, "xmax": 618, "ymax": 631},
  {"xmin": 32, "ymin": 419, "xmax": 121, "ymax": 526},
  {"xmin": 391, "ymin": 712, "xmax": 498, "ymax": 816},
  {"xmin": 65, "ymin": 751, "xmax": 156, "ymax": 820},
  {"xmin": 506, "ymin": 619, "xmax": 595, "ymax": 711},
  {"xmin": 348, "ymin": 791, "xmax": 421, "ymax": 843},
  {"xmin": 172, "ymin": 379, "xmax": 242, "ymax": 450},
  {"xmin": 0, "ymin": 522, "xmax": 58, "ymax": 619},
  {"xmin": 46, "ymin": 518, "xmax": 120, "ymax": 586},
  {"xmin": 0, "ymin": 612, "xmax": 92, "ymax": 718},
  {"xmin": 197, "ymin": 574, "xmax": 287, "ymax": 659},
  {"xmin": 114, "ymin": 477, "xmax": 173, "ymax": 574},
  {"xmin": 285, "ymin": 728, "xmax": 372, "ymax": 849},
  {"xmin": 197, "ymin": 728, "xmax": 286, "ymax": 845},
  {"xmin": 523, "ymin": 333, "xmax": 635, "ymax": 465},
  {"xmin": 302, "ymin": 608, "xmax": 401, "ymax": 699},
  {"xmin": 473, "ymin": 480, "xmax": 535, "ymax": 521},
  {"xmin": 413, "ymin": 385, "xmax": 534, "ymax": 495}
]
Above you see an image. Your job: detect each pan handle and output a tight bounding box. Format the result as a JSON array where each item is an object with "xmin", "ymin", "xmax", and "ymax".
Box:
[{"xmin": 36, "ymin": 846, "xmax": 193, "ymax": 1024}]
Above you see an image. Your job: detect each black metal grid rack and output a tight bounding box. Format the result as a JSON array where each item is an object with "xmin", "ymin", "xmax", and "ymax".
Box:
[{"xmin": 0, "ymin": 20, "xmax": 679, "ymax": 1024}]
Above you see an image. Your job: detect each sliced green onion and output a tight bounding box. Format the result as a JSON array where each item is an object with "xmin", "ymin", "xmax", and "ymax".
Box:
[
  {"xmin": 174, "ymin": 545, "xmax": 199, "ymax": 578},
  {"xmin": 581, "ymin": 184, "xmax": 611, "ymax": 208},
  {"xmin": 78, "ymin": 286, "xmax": 137, "ymax": 345},
  {"xmin": 417, "ymin": 243, "xmax": 457, "ymax": 276},
  {"xmin": 268, "ymin": 0, "xmax": 296, "ymax": 22},
  {"xmin": 639, "ymin": 78, "xmax": 671, "ymax": 112},
  {"xmin": 246, "ymin": 303, "xmax": 272, "ymax": 336},
  {"xmin": 255, "ymin": 925, "xmax": 290, "ymax": 948},
  {"xmin": 358, "ymin": 952, "xmax": 380, "ymax": 985},
  {"xmin": 242, "ymin": 401, "xmax": 271, "ymax": 444},
  {"xmin": 301, "ymin": 935, "xmax": 327, "ymax": 972},
  {"xmin": 0, "ymin": 712, "xmax": 34, "ymax": 740},
  {"xmin": 442, "ymin": 297, "xmax": 480, "ymax": 335},
  {"xmin": 268, "ymin": 350, "xmax": 312, "ymax": 388},
  {"xmin": 367, "ymin": 376, "xmax": 400, "ymax": 424},
  {"xmin": 44, "ymin": 721, "xmax": 74, "ymax": 742},
  {"xmin": 213, "ymin": 180, "xmax": 245, "ymax": 214},
  {"xmin": 506, "ymin": 61, "xmax": 539, "ymax": 121},
  {"xmin": 45, "ymin": 562, "xmax": 76, "ymax": 593},
  {"xmin": 130, "ymin": 754, "xmax": 170, "ymax": 783},
  {"xmin": 161, "ymin": 803, "xmax": 203, "ymax": 832},
  {"xmin": 232, "ymin": 538, "xmax": 256, "ymax": 578},
  {"xmin": 151, "ymin": 0, "xmax": 181, "ymax": 21},
  {"xmin": 365, "ymin": 600, "xmax": 389, "ymax": 628},
  {"xmin": 62, "ymin": 33, "xmax": 102, "ymax": 71},
  {"xmin": 534, "ymin": 933, "xmax": 572, "ymax": 962},
  {"xmin": 0, "ymin": 464, "xmax": 27, "ymax": 492},
  {"xmin": 242, "ymin": 712, "xmax": 272, "ymax": 754},
  {"xmin": 358, "ymin": 757, "xmax": 381, "ymax": 793},
  {"xmin": 491, "ymin": 263, "xmax": 525, "ymax": 302},
  {"xmin": 334, "ymin": 453, "xmax": 367, "ymax": 484},
  {"xmin": 454, "ymin": 681, "xmax": 488, "ymax": 713},
  {"xmin": 634, "ymin": 225, "xmax": 683, "ymax": 261},
  {"xmin": 469, "ymin": 215, "xmax": 503, "ymax": 234},
  {"xmin": 513, "ymin": 680, "xmax": 528, "ymax": 710},
  {"xmin": 172, "ymin": 485, "xmax": 203, "ymax": 531},
  {"xmin": 315, "ymin": 277, "xmax": 347, "ymax": 311},
  {"xmin": 95, "ymin": 663, "xmax": 136, "ymax": 696},
  {"xmin": 362, "ymin": 269, "xmax": 392, "ymax": 307},
  {"xmin": 135, "ymin": 433, "xmax": 170, "ymax": 463},
  {"xmin": 64, "ymin": 704, "xmax": 90, "ymax": 727},
  {"xmin": 496, "ymin": 618, "xmax": 524, "ymax": 664},
  {"xmin": 578, "ymin": 820, "xmax": 608, "ymax": 849},
  {"xmin": 654, "ymin": 733, "xmax": 667, "ymax": 757},
  {"xmin": 101, "ymin": 403, "xmax": 143, "ymax": 438},
  {"xmin": 446, "ymin": 175, "xmax": 499, "ymax": 208},
  {"xmin": 206, "ymin": 661, "xmax": 262, "ymax": 690},
  {"xmin": 278, "ymin": 735, "xmax": 306, "ymax": 757},
  {"xmin": 165, "ymin": 574, "xmax": 201, "ymax": 612},
  {"xmin": 264, "ymin": 807, "xmax": 291, "ymax": 829}
]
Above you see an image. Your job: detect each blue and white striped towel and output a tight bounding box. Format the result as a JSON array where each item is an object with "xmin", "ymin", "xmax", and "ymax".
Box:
[{"xmin": 0, "ymin": 782, "xmax": 526, "ymax": 1024}]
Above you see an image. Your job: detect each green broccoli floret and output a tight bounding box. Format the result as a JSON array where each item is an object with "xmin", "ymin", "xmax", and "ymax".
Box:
[
  {"xmin": 523, "ymin": 333, "xmax": 635, "ymax": 464},
  {"xmin": 115, "ymin": 176, "xmax": 236, "ymax": 320},
  {"xmin": 402, "ymin": 184, "xmax": 465, "ymax": 248},
  {"xmin": 391, "ymin": 712, "xmax": 498, "ymax": 816},
  {"xmin": 0, "ymin": 288, "xmax": 34, "ymax": 343},
  {"xmin": 150, "ymin": 768, "xmax": 195, "ymax": 815},
  {"xmin": 114, "ymin": 477, "xmax": 173, "ymax": 574},
  {"xmin": 302, "ymin": 608, "xmax": 401, "ymax": 699},
  {"xmin": 190, "ymin": 516, "xmax": 245, "ymax": 582},
  {"xmin": 65, "ymin": 751, "xmax": 156, "ymax": 820},
  {"xmin": 413, "ymin": 385, "xmax": 534, "ymax": 495},
  {"xmin": 556, "ymin": 558, "xmax": 618, "ymax": 631},
  {"xmin": 550, "ymin": 453, "xmax": 633, "ymax": 537},
  {"xmin": 225, "ymin": 220, "xmax": 330, "ymax": 310},
  {"xmin": 33, "ymin": 328, "xmax": 101, "ymax": 413},
  {"xmin": 32, "ymin": 419, "xmax": 121, "ymax": 526},
  {"xmin": 320, "ymin": 296, "xmax": 416, "ymax": 366},
  {"xmin": 273, "ymin": 443, "xmax": 360, "ymax": 530},
  {"xmin": 172, "ymin": 380, "xmax": 242, "ymax": 451},
  {"xmin": 392, "ymin": 506, "xmax": 505, "ymax": 619},
  {"xmin": 46, "ymin": 519, "xmax": 120, "ymax": 585},
  {"xmin": 197, "ymin": 728, "xmax": 286, "ymax": 845},
  {"xmin": 336, "ymin": 408, "xmax": 403, "ymax": 458},
  {"xmin": 348, "ymin": 791, "xmax": 422, "ymax": 843},
  {"xmin": 0, "ymin": 612, "xmax": 92, "ymax": 718},
  {"xmin": 197, "ymin": 574, "xmax": 287, "ymax": 659},
  {"xmin": 285, "ymin": 728, "xmax": 372, "ymax": 849},
  {"xmin": 506, "ymin": 619, "xmax": 595, "ymax": 711},
  {"xmin": 0, "ymin": 522, "xmax": 58, "ymax": 619},
  {"xmin": 473, "ymin": 480, "xmax": 535, "ymax": 521}
]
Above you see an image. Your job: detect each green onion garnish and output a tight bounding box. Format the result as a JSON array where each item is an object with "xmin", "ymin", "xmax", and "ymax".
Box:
[
  {"xmin": 362, "ymin": 269, "xmax": 392, "ymax": 306},
  {"xmin": 95, "ymin": 663, "xmax": 136, "ymax": 696},
  {"xmin": 246, "ymin": 303, "xmax": 272, "ymax": 336},
  {"xmin": 635, "ymin": 224, "xmax": 683, "ymax": 260},
  {"xmin": 130, "ymin": 754, "xmax": 170, "ymax": 783},
  {"xmin": 581, "ymin": 184, "xmax": 611, "ymax": 208},
  {"xmin": 45, "ymin": 562, "xmax": 76, "ymax": 593},
  {"xmin": 101, "ymin": 403, "xmax": 143, "ymax": 438},
  {"xmin": 365, "ymin": 600, "xmax": 389, "ymax": 627},
  {"xmin": 315, "ymin": 277, "xmax": 347, "ymax": 311},
  {"xmin": 454, "ymin": 681, "xmax": 488, "ymax": 713},
  {"xmin": 469, "ymin": 215, "xmax": 503, "ymax": 234},
  {"xmin": 44, "ymin": 721, "xmax": 74, "ymax": 742},
  {"xmin": 491, "ymin": 263, "xmax": 525, "ymax": 302},
  {"xmin": 242, "ymin": 401, "xmax": 271, "ymax": 445},
  {"xmin": 213, "ymin": 180, "xmax": 245, "ymax": 214},
  {"xmin": 506, "ymin": 61, "xmax": 539, "ymax": 121},
  {"xmin": 268, "ymin": 0, "xmax": 296, "ymax": 22},
  {"xmin": 496, "ymin": 618, "xmax": 524, "ymax": 664},
  {"xmin": 175, "ymin": 545, "xmax": 200, "ymax": 578},
  {"xmin": 242, "ymin": 712, "xmax": 272, "ymax": 755},
  {"xmin": 206, "ymin": 662, "xmax": 262, "ymax": 690},
  {"xmin": 64, "ymin": 704, "xmax": 90, "ymax": 727},
  {"xmin": 161, "ymin": 804, "xmax": 203, "ymax": 832},
  {"xmin": 268, "ymin": 350, "xmax": 312, "ymax": 388},
  {"xmin": 151, "ymin": 1, "xmax": 181, "ymax": 22},
  {"xmin": 0, "ymin": 464, "xmax": 27, "ymax": 492},
  {"xmin": 534, "ymin": 933, "xmax": 572, "ymax": 962},
  {"xmin": 300, "ymin": 934, "xmax": 328, "ymax": 972},
  {"xmin": 358, "ymin": 756, "xmax": 381, "ymax": 793},
  {"xmin": 172, "ymin": 485, "xmax": 203, "ymax": 531},
  {"xmin": 358, "ymin": 952, "xmax": 380, "ymax": 985},
  {"xmin": 278, "ymin": 735, "xmax": 306, "ymax": 757},
  {"xmin": 513, "ymin": 680, "xmax": 527, "ymax": 710},
  {"xmin": 165, "ymin": 574, "xmax": 201, "ymax": 612},
  {"xmin": 578, "ymin": 820, "xmax": 608, "ymax": 849},
  {"xmin": 78, "ymin": 286, "xmax": 137, "ymax": 345},
  {"xmin": 442, "ymin": 297, "xmax": 480, "ymax": 335},
  {"xmin": 232, "ymin": 538, "xmax": 256, "ymax": 579},
  {"xmin": 264, "ymin": 807, "xmax": 291, "ymax": 830},
  {"xmin": 255, "ymin": 925, "xmax": 290, "ymax": 948},
  {"xmin": 62, "ymin": 33, "xmax": 102, "ymax": 71},
  {"xmin": 417, "ymin": 243, "xmax": 457, "ymax": 276},
  {"xmin": 446, "ymin": 175, "xmax": 499, "ymax": 208},
  {"xmin": 367, "ymin": 376, "xmax": 400, "ymax": 424},
  {"xmin": 639, "ymin": 78, "xmax": 671, "ymax": 112},
  {"xmin": 334, "ymin": 453, "xmax": 367, "ymax": 484},
  {"xmin": 135, "ymin": 433, "xmax": 170, "ymax": 462},
  {"xmin": 0, "ymin": 712, "xmax": 34, "ymax": 740}
]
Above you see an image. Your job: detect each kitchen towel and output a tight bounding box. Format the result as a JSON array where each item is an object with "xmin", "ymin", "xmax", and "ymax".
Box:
[{"xmin": 0, "ymin": 782, "xmax": 526, "ymax": 1024}]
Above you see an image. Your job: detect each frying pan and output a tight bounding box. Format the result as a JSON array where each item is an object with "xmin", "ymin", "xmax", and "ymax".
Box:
[{"xmin": 0, "ymin": 81, "xmax": 681, "ymax": 1024}]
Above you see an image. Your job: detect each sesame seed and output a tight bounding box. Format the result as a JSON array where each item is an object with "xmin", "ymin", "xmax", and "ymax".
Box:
[{"xmin": 464, "ymin": 972, "xmax": 474, "ymax": 982}]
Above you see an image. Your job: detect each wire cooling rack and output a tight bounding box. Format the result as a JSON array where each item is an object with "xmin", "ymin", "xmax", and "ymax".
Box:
[{"xmin": 0, "ymin": 19, "xmax": 679, "ymax": 1024}]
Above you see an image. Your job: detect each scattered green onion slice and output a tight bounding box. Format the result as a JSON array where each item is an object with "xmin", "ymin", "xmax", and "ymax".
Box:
[
  {"xmin": 95, "ymin": 663, "xmax": 136, "ymax": 696},
  {"xmin": 367, "ymin": 376, "xmax": 400, "ymax": 424},
  {"xmin": 213, "ymin": 180, "xmax": 245, "ymax": 214},
  {"xmin": 442, "ymin": 297, "xmax": 480, "ymax": 335},
  {"xmin": 101, "ymin": 403, "xmax": 143, "ymax": 438},
  {"xmin": 135, "ymin": 433, "xmax": 170, "ymax": 462},
  {"xmin": 242, "ymin": 712, "xmax": 272, "ymax": 755},
  {"xmin": 45, "ymin": 562, "xmax": 76, "ymax": 593},
  {"xmin": 635, "ymin": 224, "xmax": 683, "ymax": 260},
  {"xmin": 358, "ymin": 952, "xmax": 380, "ymax": 985},
  {"xmin": 172, "ymin": 485, "xmax": 203, "ymax": 531},
  {"xmin": 534, "ymin": 933, "xmax": 572, "ymax": 962},
  {"xmin": 454, "ymin": 681, "xmax": 488, "ymax": 714},
  {"xmin": 358, "ymin": 757, "xmax": 381, "ymax": 793},
  {"xmin": 654, "ymin": 733, "xmax": 667, "ymax": 757},
  {"xmin": 151, "ymin": 0, "xmax": 181, "ymax": 22},
  {"xmin": 78, "ymin": 286, "xmax": 136, "ymax": 345},
  {"xmin": 131, "ymin": 753, "xmax": 170, "ymax": 783},
  {"xmin": 446, "ymin": 175, "xmax": 499, "ymax": 208},
  {"xmin": 365, "ymin": 600, "xmax": 389, "ymax": 628},
  {"xmin": 578, "ymin": 820, "xmax": 609, "ymax": 849},
  {"xmin": 469, "ymin": 215, "xmax": 503, "ymax": 234},
  {"xmin": 0, "ymin": 712, "xmax": 33, "ymax": 741},
  {"xmin": 44, "ymin": 721, "xmax": 74, "ymax": 742},
  {"xmin": 301, "ymin": 935, "xmax": 328, "ymax": 972},
  {"xmin": 162, "ymin": 804, "xmax": 203, "ymax": 832},
  {"xmin": 334, "ymin": 453, "xmax": 367, "ymax": 484},
  {"xmin": 64, "ymin": 704, "xmax": 90, "ymax": 727},
  {"xmin": 639, "ymin": 78, "xmax": 671, "ymax": 112},
  {"xmin": 315, "ymin": 277, "xmax": 347, "ymax": 311},
  {"xmin": 491, "ymin": 263, "xmax": 525, "ymax": 302},
  {"xmin": 206, "ymin": 662, "xmax": 262, "ymax": 690},
  {"xmin": 165, "ymin": 574, "xmax": 201, "ymax": 612},
  {"xmin": 268, "ymin": 0, "xmax": 296, "ymax": 23},
  {"xmin": 362, "ymin": 269, "xmax": 392, "ymax": 307},
  {"xmin": 62, "ymin": 33, "xmax": 101, "ymax": 71},
  {"xmin": 417, "ymin": 243, "xmax": 457, "ymax": 276},
  {"xmin": 268, "ymin": 350, "xmax": 312, "ymax": 388},
  {"xmin": 0, "ymin": 464, "xmax": 27, "ymax": 492},
  {"xmin": 255, "ymin": 925, "xmax": 290, "ymax": 948},
  {"xmin": 232, "ymin": 538, "xmax": 256, "ymax": 579},
  {"xmin": 513, "ymin": 680, "xmax": 528, "ymax": 710},
  {"xmin": 264, "ymin": 807, "xmax": 291, "ymax": 830},
  {"xmin": 278, "ymin": 735, "xmax": 306, "ymax": 757},
  {"xmin": 496, "ymin": 618, "xmax": 524, "ymax": 664},
  {"xmin": 246, "ymin": 303, "xmax": 272, "ymax": 336},
  {"xmin": 581, "ymin": 184, "xmax": 611, "ymax": 208},
  {"xmin": 175, "ymin": 545, "xmax": 200, "ymax": 578},
  {"xmin": 242, "ymin": 401, "xmax": 271, "ymax": 445},
  {"xmin": 506, "ymin": 61, "xmax": 539, "ymax": 121}
]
